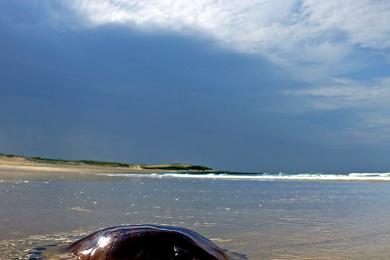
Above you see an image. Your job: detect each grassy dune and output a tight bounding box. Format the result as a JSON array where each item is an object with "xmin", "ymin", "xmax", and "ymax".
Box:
[
  {"xmin": 0, "ymin": 153, "xmax": 212, "ymax": 171},
  {"xmin": 140, "ymin": 164, "xmax": 211, "ymax": 171}
]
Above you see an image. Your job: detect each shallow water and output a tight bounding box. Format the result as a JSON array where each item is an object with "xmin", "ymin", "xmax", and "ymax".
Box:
[{"xmin": 2, "ymin": 171, "xmax": 390, "ymax": 259}]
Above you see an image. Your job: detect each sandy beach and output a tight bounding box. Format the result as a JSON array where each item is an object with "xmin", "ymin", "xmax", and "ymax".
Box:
[
  {"xmin": 3, "ymin": 0, "xmax": 389, "ymax": 259},
  {"xmin": 0, "ymin": 156, "xmax": 146, "ymax": 173},
  {"xmin": 3, "ymin": 164, "xmax": 390, "ymax": 259},
  {"xmin": 0, "ymin": 155, "xmax": 200, "ymax": 177}
]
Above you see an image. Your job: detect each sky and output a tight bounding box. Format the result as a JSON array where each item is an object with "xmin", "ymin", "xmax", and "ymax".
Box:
[{"xmin": 0, "ymin": 0, "xmax": 390, "ymax": 172}]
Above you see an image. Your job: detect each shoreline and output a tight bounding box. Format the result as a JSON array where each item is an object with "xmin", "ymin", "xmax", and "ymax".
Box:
[
  {"xmin": 0, "ymin": 154, "xmax": 212, "ymax": 175},
  {"xmin": 0, "ymin": 159, "xmax": 170, "ymax": 175}
]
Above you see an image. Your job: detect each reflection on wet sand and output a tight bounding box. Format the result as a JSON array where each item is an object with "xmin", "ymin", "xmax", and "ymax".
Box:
[{"xmin": 2, "ymin": 170, "xmax": 390, "ymax": 259}]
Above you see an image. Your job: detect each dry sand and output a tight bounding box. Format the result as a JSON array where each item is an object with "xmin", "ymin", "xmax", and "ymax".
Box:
[{"xmin": 0, "ymin": 156, "xmax": 156, "ymax": 175}]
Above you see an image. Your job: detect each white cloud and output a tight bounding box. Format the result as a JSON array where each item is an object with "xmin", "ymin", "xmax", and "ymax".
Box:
[
  {"xmin": 285, "ymin": 77, "xmax": 390, "ymax": 110},
  {"xmin": 67, "ymin": 0, "xmax": 390, "ymax": 80},
  {"xmin": 302, "ymin": 0, "xmax": 390, "ymax": 49},
  {"xmin": 283, "ymin": 77, "xmax": 390, "ymax": 143}
]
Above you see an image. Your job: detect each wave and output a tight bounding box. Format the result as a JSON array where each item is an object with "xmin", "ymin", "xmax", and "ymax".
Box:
[{"xmin": 98, "ymin": 172, "xmax": 390, "ymax": 181}]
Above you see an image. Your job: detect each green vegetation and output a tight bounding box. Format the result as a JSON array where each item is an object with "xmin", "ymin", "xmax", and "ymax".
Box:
[
  {"xmin": 0, "ymin": 153, "xmax": 16, "ymax": 158},
  {"xmin": 140, "ymin": 164, "xmax": 212, "ymax": 171},
  {"xmin": 28, "ymin": 157, "xmax": 130, "ymax": 167},
  {"xmin": 0, "ymin": 152, "xmax": 212, "ymax": 171}
]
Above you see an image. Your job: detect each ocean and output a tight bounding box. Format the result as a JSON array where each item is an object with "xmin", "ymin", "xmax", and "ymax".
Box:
[
  {"xmin": 2, "ymin": 171, "xmax": 390, "ymax": 259},
  {"xmin": 101, "ymin": 171, "xmax": 390, "ymax": 181}
]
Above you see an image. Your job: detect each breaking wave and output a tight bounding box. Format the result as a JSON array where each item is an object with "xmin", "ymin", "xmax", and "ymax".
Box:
[{"xmin": 99, "ymin": 172, "xmax": 390, "ymax": 181}]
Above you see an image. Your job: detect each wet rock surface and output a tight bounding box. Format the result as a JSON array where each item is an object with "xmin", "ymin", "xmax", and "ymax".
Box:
[{"xmin": 63, "ymin": 225, "xmax": 247, "ymax": 260}]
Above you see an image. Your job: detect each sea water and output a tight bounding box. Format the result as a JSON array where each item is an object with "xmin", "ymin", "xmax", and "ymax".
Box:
[{"xmin": 2, "ymin": 171, "xmax": 390, "ymax": 259}]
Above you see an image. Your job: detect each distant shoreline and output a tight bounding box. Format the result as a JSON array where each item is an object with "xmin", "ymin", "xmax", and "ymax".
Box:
[{"xmin": 0, "ymin": 152, "xmax": 212, "ymax": 174}]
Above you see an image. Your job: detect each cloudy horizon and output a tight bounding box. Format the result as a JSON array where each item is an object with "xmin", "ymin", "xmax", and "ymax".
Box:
[{"xmin": 1, "ymin": 0, "xmax": 390, "ymax": 172}]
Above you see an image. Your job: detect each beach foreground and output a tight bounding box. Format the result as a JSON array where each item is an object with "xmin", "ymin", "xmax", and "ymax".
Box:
[{"xmin": 2, "ymin": 168, "xmax": 390, "ymax": 259}]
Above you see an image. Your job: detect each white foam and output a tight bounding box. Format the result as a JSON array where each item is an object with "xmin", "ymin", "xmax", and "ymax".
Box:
[{"xmin": 97, "ymin": 172, "xmax": 390, "ymax": 181}]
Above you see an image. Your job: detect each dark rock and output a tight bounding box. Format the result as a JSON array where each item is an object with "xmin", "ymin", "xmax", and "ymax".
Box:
[{"xmin": 64, "ymin": 224, "xmax": 247, "ymax": 260}]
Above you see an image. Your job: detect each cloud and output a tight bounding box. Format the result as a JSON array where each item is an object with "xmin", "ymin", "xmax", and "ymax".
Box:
[
  {"xmin": 67, "ymin": 0, "xmax": 390, "ymax": 80},
  {"xmin": 284, "ymin": 77, "xmax": 390, "ymax": 143},
  {"xmin": 330, "ymin": 112, "xmax": 390, "ymax": 144},
  {"xmin": 302, "ymin": 0, "xmax": 390, "ymax": 49},
  {"xmin": 62, "ymin": 0, "xmax": 390, "ymax": 145},
  {"xmin": 2, "ymin": 0, "xmax": 390, "ymax": 169},
  {"xmin": 286, "ymin": 77, "xmax": 390, "ymax": 110}
]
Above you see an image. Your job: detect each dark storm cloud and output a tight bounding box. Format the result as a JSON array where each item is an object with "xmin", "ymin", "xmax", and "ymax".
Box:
[{"xmin": 1, "ymin": 1, "xmax": 390, "ymax": 172}]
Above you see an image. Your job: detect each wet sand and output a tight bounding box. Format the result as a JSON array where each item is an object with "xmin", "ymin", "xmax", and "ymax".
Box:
[{"xmin": 2, "ymin": 169, "xmax": 390, "ymax": 259}]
